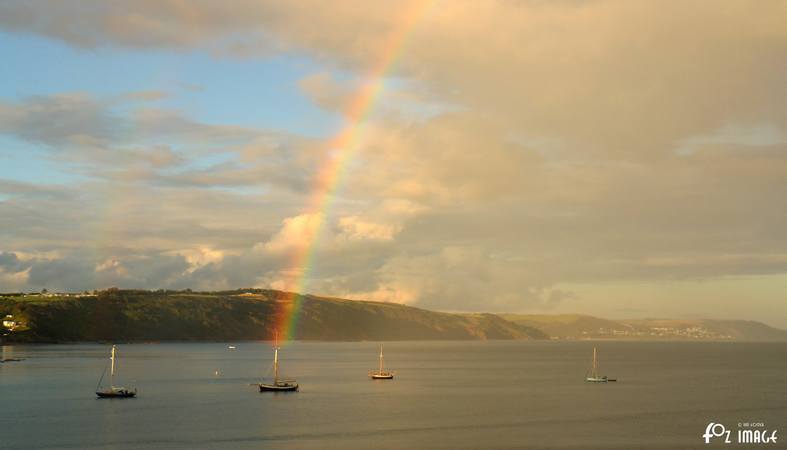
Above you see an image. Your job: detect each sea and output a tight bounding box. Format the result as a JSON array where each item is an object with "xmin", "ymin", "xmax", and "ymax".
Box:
[{"xmin": 1, "ymin": 341, "xmax": 785, "ymax": 449}]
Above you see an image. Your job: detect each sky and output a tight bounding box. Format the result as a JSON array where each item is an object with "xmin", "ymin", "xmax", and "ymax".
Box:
[{"xmin": 1, "ymin": 0, "xmax": 786, "ymax": 327}]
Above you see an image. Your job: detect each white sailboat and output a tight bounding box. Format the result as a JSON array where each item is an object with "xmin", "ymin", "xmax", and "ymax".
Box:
[
  {"xmin": 258, "ymin": 335, "xmax": 298, "ymax": 392},
  {"xmin": 369, "ymin": 343, "xmax": 394, "ymax": 379},
  {"xmin": 585, "ymin": 346, "xmax": 616, "ymax": 383},
  {"xmin": 96, "ymin": 345, "xmax": 137, "ymax": 398}
]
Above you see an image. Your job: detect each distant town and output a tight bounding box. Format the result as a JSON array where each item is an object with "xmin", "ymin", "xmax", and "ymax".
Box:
[{"xmin": 570, "ymin": 326, "xmax": 734, "ymax": 340}]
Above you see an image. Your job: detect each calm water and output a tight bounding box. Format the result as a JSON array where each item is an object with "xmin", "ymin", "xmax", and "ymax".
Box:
[{"xmin": 1, "ymin": 341, "xmax": 785, "ymax": 449}]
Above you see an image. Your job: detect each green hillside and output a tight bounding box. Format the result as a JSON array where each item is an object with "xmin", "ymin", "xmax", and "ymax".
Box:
[
  {"xmin": 4, "ymin": 290, "xmax": 783, "ymax": 343},
  {"xmin": 0, "ymin": 289, "xmax": 547, "ymax": 342}
]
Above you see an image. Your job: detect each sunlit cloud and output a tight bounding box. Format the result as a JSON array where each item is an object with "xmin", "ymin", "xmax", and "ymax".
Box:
[{"xmin": 1, "ymin": 0, "xmax": 786, "ymax": 325}]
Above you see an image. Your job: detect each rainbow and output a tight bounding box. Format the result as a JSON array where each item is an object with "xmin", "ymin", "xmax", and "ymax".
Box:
[{"xmin": 273, "ymin": 0, "xmax": 434, "ymax": 341}]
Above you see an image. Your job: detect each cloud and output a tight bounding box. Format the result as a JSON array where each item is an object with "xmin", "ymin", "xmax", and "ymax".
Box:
[
  {"xmin": 0, "ymin": 1, "xmax": 258, "ymax": 50},
  {"xmin": 130, "ymin": 108, "xmax": 258, "ymax": 143},
  {"xmin": 337, "ymin": 216, "xmax": 399, "ymax": 241},
  {"xmin": 0, "ymin": 93, "xmax": 265, "ymax": 152},
  {"xmin": 298, "ymin": 73, "xmax": 356, "ymax": 114},
  {"xmin": 22, "ymin": 251, "xmax": 192, "ymax": 291},
  {"xmin": 0, "ymin": 266, "xmax": 29, "ymax": 291},
  {"xmin": 8, "ymin": 1, "xmax": 781, "ymax": 153},
  {"xmin": 2, "ymin": 1, "xmax": 787, "ymax": 324},
  {"xmin": 0, "ymin": 251, "xmax": 27, "ymax": 272},
  {"xmin": 122, "ymin": 90, "xmax": 170, "ymax": 102},
  {"xmin": 3, "ymin": 1, "xmax": 786, "ymax": 146},
  {"xmin": 0, "ymin": 93, "xmax": 122, "ymax": 147},
  {"xmin": 0, "ymin": 93, "xmax": 314, "ymax": 194},
  {"xmin": 343, "ymin": 246, "xmax": 577, "ymax": 311},
  {"xmin": 0, "ymin": 179, "xmax": 75, "ymax": 200},
  {"xmin": 260, "ymin": 213, "xmax": 323, "ymax": 255}
]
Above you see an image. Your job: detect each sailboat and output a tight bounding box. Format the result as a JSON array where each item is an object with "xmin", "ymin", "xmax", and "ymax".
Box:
[
  {"xmin": 1, "ymin": 346, "xmax": 23, "ymax": 363},
  {"xmin": 369, "ymin": 343, "xmax": 394, "ymax": 379},
  {"xmin": 585, "ymin": 346, "xmax": 616, "ymax": 383},
  {"xmin": 257, "ymin": 335, "xmax": 298, "ymax": 392},
  {"xmin": 96, "ymin": 345, "xmax": 137, "ymax": 398}
]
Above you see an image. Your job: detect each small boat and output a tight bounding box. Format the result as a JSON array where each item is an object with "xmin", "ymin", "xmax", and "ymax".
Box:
[
  {"xmin": 1, "ymin": 346, "xmax": 24, "ymax": 363},
  {"xmin": 585, "ymin": 346, "xmax": 616, "ymax": 383},
  {"xmin": 369, "ymin": 343, "xmax": 394, "ymax": 379},
  {"xmin": 96, "ymin": 345, "xmax": 137, "ymax": 398},
  {"xmin": 0, "ymin": 358, "xmax": 24, "ymax": 363},
  {"xmin": 228, "ymin": 345, "xmax": 236, "ymax": 349},
  {"xmin": 257, "ymin": 335, "xmax": 298, "ymax": 392}
]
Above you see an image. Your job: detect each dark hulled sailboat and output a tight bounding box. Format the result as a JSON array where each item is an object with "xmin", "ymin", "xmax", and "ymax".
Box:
[
  {"xmin": 96, "ymin": 345, "xmax": 137, "ymax": 398},
  {"xmin": 257, "ymin": 336, "xmax": 298, "ymax": 392}
]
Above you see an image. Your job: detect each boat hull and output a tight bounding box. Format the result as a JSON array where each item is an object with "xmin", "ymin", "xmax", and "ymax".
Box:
[
  {"xmin": 96, "ymin": 390, "xmax": 136, "ymax": 398},
  {"xmin": 370, "ymin": 373, "xmax": 394, "ymax": 379},
  {"xmin": 585, "ymin": 377, "xmax": 616, "ymax": 383},
  {"xmin": 258, "ymin": 383, "xmax": 298, "ymax": 392}
]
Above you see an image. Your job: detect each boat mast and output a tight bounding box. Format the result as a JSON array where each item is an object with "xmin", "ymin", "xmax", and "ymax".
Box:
[
  {"xmin": 379, "ymin": 344, "xmax": 384, "ymax": 374},
  {"xmin": 592, "ymin": 347, "xmax": 597, "ymax": 378},
  {"xmin": 110, "ymin": 345, "xmax": 116, "ymax": 388},
  {"xmin": 273, "ymin": 333, "xmax": 279, "ymax": 383}
]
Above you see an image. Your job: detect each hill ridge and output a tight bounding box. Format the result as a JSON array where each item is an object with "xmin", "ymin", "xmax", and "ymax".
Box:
[
  {"xmin": 0, "ymin": 289, "xmax": 547, "ymax": 342},
  {"xmin": 2, "ymin": 290, "xmax": 784, "ymax": 342},
  {"xmin": 501, "ymin": 313, "xmax": 787, "ymax": 341}
]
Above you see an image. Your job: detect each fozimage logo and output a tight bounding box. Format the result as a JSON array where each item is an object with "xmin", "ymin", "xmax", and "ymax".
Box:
[
  {"xmin": 703, "ymin": 423, "xmax": 731, "ymax": 444},
  {"xmin": 703, "ymin": 422, "xmax": 779, "ymax": 445}
]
